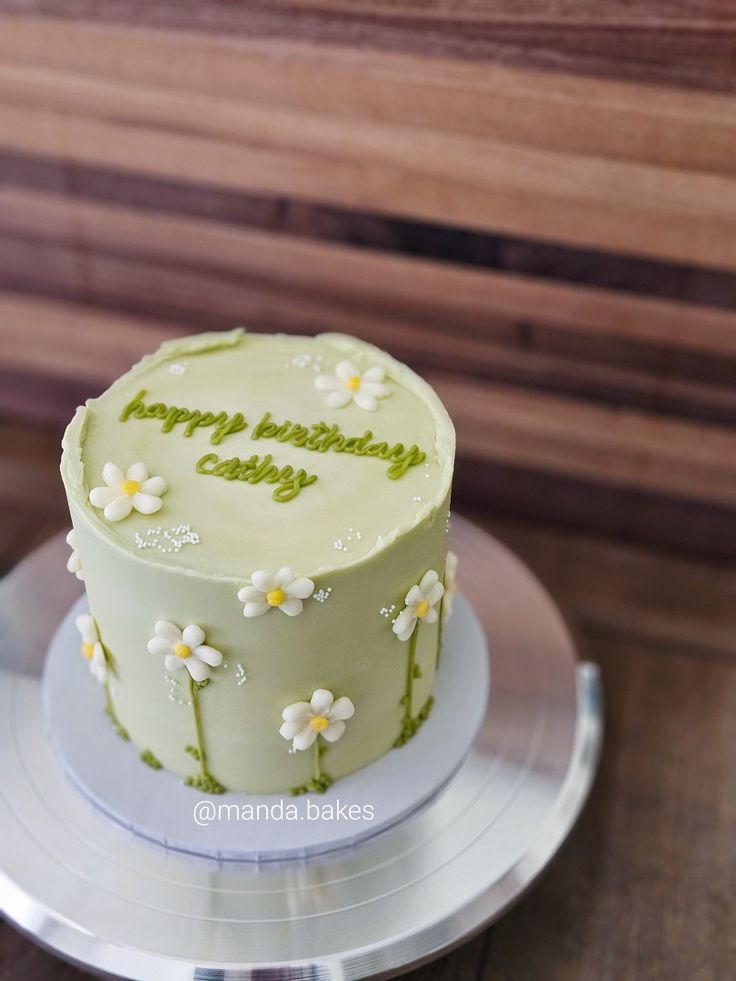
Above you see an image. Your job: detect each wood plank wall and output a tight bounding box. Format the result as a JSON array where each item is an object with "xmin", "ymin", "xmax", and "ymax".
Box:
[{"xmin": 1, "ymin": 5, "xmax": 735, "ymax": 555}]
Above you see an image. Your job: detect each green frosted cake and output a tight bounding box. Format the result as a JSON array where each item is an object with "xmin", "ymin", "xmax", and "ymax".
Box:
[{"xmin": 61, "ymin": 329, "xmax": 456, "ymax": 794}]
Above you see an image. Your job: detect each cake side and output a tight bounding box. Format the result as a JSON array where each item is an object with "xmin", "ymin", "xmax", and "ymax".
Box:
[{"xmin": 61, "ymin": 330, "xmax": 456, "ymax": 794}]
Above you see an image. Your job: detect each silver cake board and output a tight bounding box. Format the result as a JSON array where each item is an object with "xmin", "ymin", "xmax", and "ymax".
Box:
[
  {"xmin": 0, "ymin": 517, "xmax": 602, "ymax": 980},
  {"xmin": 42, "ymin": 593, "xmax": 490, "ymax": 861}
]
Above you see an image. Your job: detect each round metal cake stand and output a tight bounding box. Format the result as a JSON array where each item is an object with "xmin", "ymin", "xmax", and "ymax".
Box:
[{"xmin": 0, "ymin": 516, "xmax": 602, "ymax": 980}]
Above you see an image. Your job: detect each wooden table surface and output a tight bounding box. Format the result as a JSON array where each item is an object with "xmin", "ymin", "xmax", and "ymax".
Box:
[{"xmin": 0, "ymin": 427, "xmax": 734, "ymax": 979}]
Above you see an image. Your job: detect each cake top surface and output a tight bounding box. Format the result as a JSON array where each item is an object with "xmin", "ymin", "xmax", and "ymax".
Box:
[{"xmin": 62, "ymin": 330, "xmax": 454, "ymax": 579}]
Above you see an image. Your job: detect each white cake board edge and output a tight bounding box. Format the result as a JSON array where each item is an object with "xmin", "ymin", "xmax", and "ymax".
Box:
[{"xmin": 42, "ymin": 593, "xmax": 489, "ymax": 862}]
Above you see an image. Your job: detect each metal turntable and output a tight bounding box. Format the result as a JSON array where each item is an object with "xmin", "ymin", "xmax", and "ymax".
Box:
[{"xmin": 0, "ymin": 515, "xmax": 602, "ymax": 979}]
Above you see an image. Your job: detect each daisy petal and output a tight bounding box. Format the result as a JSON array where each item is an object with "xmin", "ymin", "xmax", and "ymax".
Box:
[
  {"xmin": 243, "ymin": 601, "xmax": 269, "ymax": 618},
  {"xmin": 426, "ymin": 581, "xmax": 445, "ymax": 606},
  {"xmin": 395, "ymin": 623, "xmax": 415, "ymax": 642},
  {"xmin": 104, "ymin": 495, "xmax": 133, "ymax": 522},
  {"xmin": 419, "ymin": 569, "xmax": 439, "ymax": 592},
  {"xmin": 423, "ymin": 607, "xmax": 439, "ymax": 625},
  {"xmin": 353, "ymin": 392, "xmax": 378, "ymax": 412},
  {"xmin": 251, "ymin": 570, "xmax": 277, "ymax": 592},
  {"xmin": 405, "ymin": 585, "xmax": 423, "ymax": 607},
  {"xmin": 147, "ymin": 637, "xmax": 172, "ymax": 657},
  {"xmin": 362, "ymin": 366, "xmax": 385, "ymax": 382},
  {"xmin": 66, "ymin": 530, "xmax": 76, "ymax": 547},
  {"xmin": 336, "ymin": 360, "xmax": 358, "ymax": 381},
  {"xmin": 274, "ymin": 567, "xmax": 294, "ymax": 587},
  {"xmin": 164, "ymin": 653, "xmax": 185, "ymax": 672},
  {"xmin": 321, "ymin": 720, "xmax": 346, "ymax": 743},
  {"xmin": 89, "ymin": 486, "xmax": 119, "ymax": 508},
  {"xmin": 155, "ymin": 620, "xmax": 182, "ymax": 642},
  {"xmin": 285, "ymin": 576, "xmax": 314, "ymax": 600},
  {"xmin": 328, "ymin": 696, "xmax": 355, "ymax": 721},
  {"xmin": 393, "ymin": 608, "xmax": 414, "ymax": 632},
  {"xmin": 279, "ymin": 720, "xmax": 305, "ymax": 741},
  {"xmin": 278, "ymin": 598, "xmax": 303, "ymax": 617},
  {"xmin": 360, "ymin": 381, "xmax": 390, "ymax": 398},
  {"xmin": 102, "ymin": 462, "xmax": 124, "ymax": 487},
  {"xmin": 140, "ymin": 476, "xmax": 167, "ymax": 496},
  {"xmin": 182, "ymin": 624, "xmax": 205, "ymax": 649},
  {"xmin": 310, "ymin": 689, "xmax": 334, "ymax": 715},
  {"xmin": 293, "ymin": 727, "xmax": 318, "ymax": 751},
  {"xmin": 184, "ymin": 658, "xmax": 210, "ymax": 683},
  {"xmin": 238, "ymin": 586, "xmax": 263, "ymax": 603},
  {"xmin": 126, "ymin": 462, "xmax": 148, "ymax": 483},
  {"xmin": 131, "ymin": 492, "xmax": 162, "ymax": 515},
  {"xmin": 282, "ymin": 701, "xmax": 311, "ymax": 723},
  {"xmin": 75, "ymin": 613, "xmax": 92, "ymax": 638},
  {"xmin": 194, "ymin": 644, "xmax": 222, "ymax": 667},
  {"xmin": 327, "ymin": 388, "xmax": 352, "ymax": 408}
]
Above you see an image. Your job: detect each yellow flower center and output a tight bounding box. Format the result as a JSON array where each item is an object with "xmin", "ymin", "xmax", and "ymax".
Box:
[
  {"xmin": 173, "ymin": 642, "xmax": 192, "ymax": 659},
  {"xmin": 120, "ymin": 479, "xmax": 141, "ymax": 496},
  {"xmin": 416, "ymin": 600, "xmax": 430, "ymax": 618},
  {"xmin": 346, "ymin": 374, "xmax": 361, "ymax": 392},
  {"xmin": 81, "ymin": 642, "xmax": 95, "ymax": 659},
  {"xmin": 266, "ymin": 587, "xmax": 286, "ymax": 607},
  {"xmin": 310, "ymin": 715, "xmax": 329, "ymax": 732}
]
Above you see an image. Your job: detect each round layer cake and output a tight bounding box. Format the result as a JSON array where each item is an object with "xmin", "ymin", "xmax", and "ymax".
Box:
[{"xmin": 61, "ymin": 329, "xmax": 455, "ymax": 794}]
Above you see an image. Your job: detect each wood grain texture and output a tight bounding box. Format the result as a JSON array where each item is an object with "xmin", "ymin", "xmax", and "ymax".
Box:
[
  {"xmin": 3, "ymin": 1, "xmax": 736, "ymax": 94},
  {"xmin": 1, "ymin": 17, "xmax": 736, "ymax": 267}
]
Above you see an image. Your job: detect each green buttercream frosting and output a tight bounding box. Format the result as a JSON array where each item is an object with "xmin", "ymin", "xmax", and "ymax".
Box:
[{"xmin": 60, "ymin": 331, "xmax": 455, "ymax": 794}]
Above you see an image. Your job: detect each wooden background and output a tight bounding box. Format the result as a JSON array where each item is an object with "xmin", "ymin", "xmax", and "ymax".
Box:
[{"xmin": 0, "ymin": 3, "xmax": 735, "ymax": 979}]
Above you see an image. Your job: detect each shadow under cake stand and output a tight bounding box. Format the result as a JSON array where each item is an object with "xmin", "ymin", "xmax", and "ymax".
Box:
[{"xmin": 0, "ymin": 515, "xmax": 602, "ymax": 980}]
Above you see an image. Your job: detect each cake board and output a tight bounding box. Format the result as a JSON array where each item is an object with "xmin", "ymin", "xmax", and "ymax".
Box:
[
  {"xmin": 0, "ymin": 515, "xmax": 602, "ymax": 979},
  {"xmin": 42, "ymin": 590, "xmax": 490, "ymax": 861}
]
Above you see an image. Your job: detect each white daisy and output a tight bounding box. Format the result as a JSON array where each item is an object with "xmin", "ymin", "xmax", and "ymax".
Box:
[
  {"xmin": 238, "ymin": 568, "xmax": 314, "ymax": 618},
  {"xmin": 75, "ymin": 613, "xmax": 107, "ymax": 683},
  {"xmin": 279, "ymin": 689, "xmax": 355, "ymax": 751},
  {"xmin": 315, "ymin": 360, "xmax": 390, "ymax": 411},
  {"xmin": 443, "ymin": 551, "xmax": 459, "ymax": 623},
  {"xmin": 89, "ymin": 462, "xmax": 167, "ymax": 522},
  {"xmin": 392, "ymin": 569, "xmax": 445, "ymax": 642},
  {"xmin": 147, "ymin": 620, "xmax": 223, "ymax": 683},
  {"xmin": 65, "ymin": 529, "xmax": 84, "ymax": 580}
]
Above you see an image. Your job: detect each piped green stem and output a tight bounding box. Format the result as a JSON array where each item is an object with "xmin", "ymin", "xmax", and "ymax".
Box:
[
  {"xmin": 103, "ymin": 682, "xmax": 129, "ymax": 741},
  {"xmin": 435, "ymin": 594, "xmax": 445, "ymax": 669},
  {"xmin": 290, "ymin": 740, "xmax": 333, "ymax": 796},
  {"xmin": 184, "ymin": 676, "xmax": 226, "ymax": 794},
  {"xmin": 394, "ymin": 625, "xmax": 435, "ymax": 747},
  {"xmin": 404, "ymin": 629, "xmax": 418, "ymax": 722},
  {"xmin": 190, "ymin": 676, "xmax": 208, "ymax": 773}
]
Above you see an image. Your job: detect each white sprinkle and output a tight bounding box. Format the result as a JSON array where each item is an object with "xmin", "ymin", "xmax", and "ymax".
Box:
[
  {"xmin": 314, "ymin": 587, "xmax": 333, "ymax": 604},
  {"xmin": 135, "ymin": 524, "xmax": 200, "ymax": 554},
  {"xmin": 164, "ymin": 674, "xmax": 191, "ymax": 706},
  {"xmin": 379, "ymin": 603, "xmax": 397, "ymax": 619},
  {"xmin": 413, "ymin": 496, "xmax": 422, "ymax": 502},
  {"xmin": 169, "ymin": 362, "xmax": 188, "ymax": 375},
  {"xmin": 235, "ymin": 663, "xmax": 247, "ymax": 687},
  {"xmin": 333, "ymin": 539, "xmax": 347, "ymax": 552}
]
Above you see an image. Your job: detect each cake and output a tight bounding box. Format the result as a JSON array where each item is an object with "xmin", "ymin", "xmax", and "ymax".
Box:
[{"xmin": 60, "ymin": 329, "xmax": 456, "ymax": 795}]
